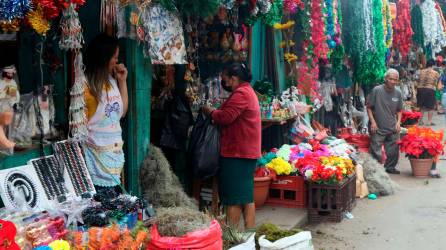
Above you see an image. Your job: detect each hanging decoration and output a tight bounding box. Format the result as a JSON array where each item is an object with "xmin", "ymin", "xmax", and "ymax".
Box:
[
  {"xmin": 284, "ymin": 0, "xmax": 304, "ymax": 14},
  {"xmin": 244, "ymin": 0, "xmax": 284, "ymax": 26},
  {"xmin": 0, "ymin": 19, "xmax": 20, "ymax": 32},
  {"xmin": 27, "ymin": 5, "xmax": 51, "ymax": 36},
  {"xmin": 411, "ymin": 4, "xmax": 424, "ymax": 47},
  {"xmin": 420, "ymin": 0, "xmax": 446, "ymax": 56},
  {"xmin": 324, "ymin": 0, "xmax": 344, "ymax": 74},
  {"xmin": 343, "ymin": 0, "xmax": 386, "ymax": 86},
  {"xmin": 393, "ymin": 0, "xmax": 413, "ymax": 59},
  {"xmin": 59, "ymin": 3, "xmax": 84, "ymax": 50},
  {"xmin": 382, "ymin": 0, "xmax": 392, "ymax": 50},
  {"xmin": 0, "ymin": 0, "xmax": 31, "ymax": 22},
  {"xmin": 435, "ymin": 1, "xmax": 446, "ymax": 34},
  {"xmin": 140, "ymin": 3, "xmax": 187, "ymax": 64},
  {"xmin": 68, "ymin": 52, "xmax": 88, "ymax": 140}
]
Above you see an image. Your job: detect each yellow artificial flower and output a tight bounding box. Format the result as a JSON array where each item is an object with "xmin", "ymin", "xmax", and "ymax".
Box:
[
  {"xmin": 284, "ymin": 53, "xmax": 298, "ymax": 63},
  {"xmin": 266, "ymin": 158, "xmax": 294, "ymax": 175},
  {"xmin": 273, "ymin": 21, "xmax": 295, "ymax": 30},
  {"xmin": 49, "ymin": 240, "xmax": 70, "ymax": 250},
  {"xmin": 27, "ymin": 5, "xmax": 50, "ymax": 36}
]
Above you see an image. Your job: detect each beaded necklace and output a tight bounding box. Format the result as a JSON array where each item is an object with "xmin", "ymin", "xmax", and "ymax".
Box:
[
  {"xmin": 53, "ymin": 141, "xmax": 95, "ymax": 196},
  {"xmin": 30, "ymin": 156, "xmax": 67, "ymax": 201}
]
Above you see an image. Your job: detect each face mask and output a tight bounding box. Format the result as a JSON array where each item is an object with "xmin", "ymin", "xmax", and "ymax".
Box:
[{"xmin": 221, "ymin": 79, "xmax": 233, "ymax": 92}]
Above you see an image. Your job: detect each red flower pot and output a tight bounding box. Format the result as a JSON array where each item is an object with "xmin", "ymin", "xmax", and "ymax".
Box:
[
  {"xmin": 254, "ymin": 176, "xmax": 271, "ymax": 208},
  {"xmin": 410, "ymin": 158, "xmax": 433, "ymax": 178}
]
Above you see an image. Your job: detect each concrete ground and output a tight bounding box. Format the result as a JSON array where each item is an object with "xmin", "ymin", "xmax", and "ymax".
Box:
[{"xmin": 306, "ymin": 114, "xmax": 446, "ymax": 250}]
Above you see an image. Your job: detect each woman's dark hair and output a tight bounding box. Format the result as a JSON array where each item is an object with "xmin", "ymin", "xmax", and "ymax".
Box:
[
  {"xmin": 426, "ymin": 59, "xmax": 436, "ymax": 68},
  {"xmin": 226, "ymin": 62, "xmax": 252, "ymax": 83},
  {"xmin": 85, "ymin": 33, "xmax": 119, "ymax": 101}
]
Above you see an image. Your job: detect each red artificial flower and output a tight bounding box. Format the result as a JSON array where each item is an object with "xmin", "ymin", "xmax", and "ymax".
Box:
[
  {"xmin": 398, "ymin": 134, "xmax": 445, "ymax": 159},
  {"xmin": 401, "ymin": 110, "xmax": 422, "ymax": 123}
]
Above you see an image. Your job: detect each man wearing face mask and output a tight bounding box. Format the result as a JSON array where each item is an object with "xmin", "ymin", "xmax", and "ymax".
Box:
[{"xmin": 220, "ymin": 68, "xmax": 233, "ymax": 93}]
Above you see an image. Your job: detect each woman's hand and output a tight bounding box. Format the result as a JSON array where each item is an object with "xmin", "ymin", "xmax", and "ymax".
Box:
[
  {"xmin": 202, "ymin": 105, "xmax": 216, "ymax": 116},
  {"xmin": 114, "ymin": 64, "xmax": 128, "ymax": 84}
]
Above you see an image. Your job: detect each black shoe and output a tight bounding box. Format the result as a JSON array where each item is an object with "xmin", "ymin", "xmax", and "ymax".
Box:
[{"xmin": 386, "ymin": 169, "xmax": 401, "ymax": 174}]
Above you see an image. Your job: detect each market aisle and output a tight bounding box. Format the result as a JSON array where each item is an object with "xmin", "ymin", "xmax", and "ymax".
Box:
[{"xmin": 306, "ymin": 114, "xmax": 446, "ymax": 250}]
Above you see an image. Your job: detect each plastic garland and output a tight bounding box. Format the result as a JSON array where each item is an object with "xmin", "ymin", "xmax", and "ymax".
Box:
[
  {"xmin": 420, "ymin": 0, "xmax": 446, "ymax": 55},
  {"xmin": 0, "ymin": 0, "xmax": 31, "ymax": 21},
  {"xmin": 357, "ymin": 0, "xmax": 386, "ymax": 86},
  {"xmin": 284, "ymin": 0, "xmax": 304, "ymax": 14},
  {"xmin": 324, "ymin": 0, "xmax": 342, "ymax": 50},
  {"xmin": 411, "ymin": 4, "xmax": 424, "ymax": 47},
  {"xmin": 382, "ymin": 0, "xmax": 392, "ymax": 49},
  {"xmin": 393, "ymin": 0, "xmax": 413, "ymax": 59},
  {"xmin": 435, "ymin": 2, "xmax": 446, "ymax": 34}
]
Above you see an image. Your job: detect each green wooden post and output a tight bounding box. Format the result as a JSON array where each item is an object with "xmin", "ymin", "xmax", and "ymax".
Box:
[
  {"xmin": 273, "ymin": 29, "xmax": 286, "ymax": 92},
  {"xmin": 123, "ymin": 39, "xmax": 152, "ymax": 196},
  {"xmin": 250, "ymin": 21, "xmax": 265, "ymax": 84}
]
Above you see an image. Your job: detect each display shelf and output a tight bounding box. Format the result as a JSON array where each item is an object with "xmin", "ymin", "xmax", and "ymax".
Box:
[
  {"xmin": 261, "ymin": 115, "xmax": 297, "ymax": 129},
  {"xmin": 0, "ymin": 33, "xmax": 17, "ymax": 42}
]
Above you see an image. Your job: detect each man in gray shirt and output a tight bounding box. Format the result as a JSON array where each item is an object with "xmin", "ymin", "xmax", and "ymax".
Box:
[{"xmin": 367, "ymin": 69, "xmax": 403, "ymax": 174}]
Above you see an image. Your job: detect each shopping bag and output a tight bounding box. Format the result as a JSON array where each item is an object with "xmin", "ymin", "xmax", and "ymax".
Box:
[{"xmin": 188, "ymin": 113, "xmax": 220, "ymax": 180}]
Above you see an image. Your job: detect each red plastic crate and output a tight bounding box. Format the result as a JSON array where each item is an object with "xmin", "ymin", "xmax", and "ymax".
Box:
[{"xmin": 265, "ymin": 176, "xmax": 307, "ymax": 208}]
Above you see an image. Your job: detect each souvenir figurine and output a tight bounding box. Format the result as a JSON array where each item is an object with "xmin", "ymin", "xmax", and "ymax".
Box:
[{"xmin": 0, "ymin": 66, "xmax": 20, "ymax": 106}]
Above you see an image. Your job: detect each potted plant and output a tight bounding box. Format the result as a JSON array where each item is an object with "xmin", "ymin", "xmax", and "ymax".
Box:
[
  {"xmin": 399, "ymin": 134, "xmax": 444, "ymax": 178},
  {"xmin": 401, "ymin": 110, "xmax": 422, "ymax": 127},
  {"xmin": 253, "ymin": 167, "xmax": 274, "ymax": 208}
]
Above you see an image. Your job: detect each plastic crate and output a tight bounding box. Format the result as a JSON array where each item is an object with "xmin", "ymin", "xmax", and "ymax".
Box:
[
  {"xmin": 265, "ymin": 176, "xmax": 307, "ymax": 208},
  {"xmin": 308, "ymin": 174, "xmax": 356, "ymax": 223}
]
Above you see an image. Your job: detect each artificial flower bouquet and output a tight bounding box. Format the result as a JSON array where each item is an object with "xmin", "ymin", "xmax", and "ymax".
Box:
[
  {"xmin": 257, "ymin": 139, "xmax": 356, "ymax": 185},
  {"xmin": 401, "ymin": 110, "xmax": 422, "ymax": 126},
  {"xmin": 297, "ymin": 155, "xmax": 355, "ymax": 185}
]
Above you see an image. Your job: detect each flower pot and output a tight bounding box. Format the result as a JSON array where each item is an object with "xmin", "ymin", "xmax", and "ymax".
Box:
[
  {"xmin": 254, "ymin": 177, "xmax": 271, "ymax": 208},
  {"xmin": 409, "ymin": 158, "xmax": 433, "ymax": 178}
]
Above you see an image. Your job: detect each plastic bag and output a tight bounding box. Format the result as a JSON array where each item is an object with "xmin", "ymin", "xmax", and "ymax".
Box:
[
  {"xmin": 188, "ymin": 113, "xmax": 220, "ymax": 180},
  {"xmin": 258, "ymin": 231, "xmax": 314, "ymax": 250},
  {"xmin": 147, "ymin": 219, "xmax": 223, "ymax": 250},
  {"xmin": 229, "ymin": 233, "xmax": 256, "ymax": 250},
  {"xmin": 10, "ymin": 93, "xmax": 35, "ymax": 147}
]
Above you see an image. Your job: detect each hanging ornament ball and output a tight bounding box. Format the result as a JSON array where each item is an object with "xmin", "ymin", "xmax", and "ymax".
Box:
[
  {"xmin": 329, "ymin": 40, "xmax": 336, "ymax": 49},
  {"xmin": 335, "ymin": 37, "xmax": 341, "ymax": 45}
]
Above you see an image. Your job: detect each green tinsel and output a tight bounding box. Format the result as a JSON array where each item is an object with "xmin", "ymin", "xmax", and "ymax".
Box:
[
  {"xmin": 330, "ymin": 45, "xmax": 345, "ymax": 74},
  {"xmin": 344, "ymin": 0, "xmax": 386, "ymax": 86},
  {"xmin": 157, "ymin": 0, "xmax": 221, "ymax": 18},
  {"xmin": 411, "ymin": 4, "xmax": 424, "ymax": 47}
]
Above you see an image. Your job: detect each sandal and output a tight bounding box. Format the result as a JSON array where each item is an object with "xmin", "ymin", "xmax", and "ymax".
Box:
[{"xmin": 428, "ymin": 122, "xmax": 436, "ymax": 126}]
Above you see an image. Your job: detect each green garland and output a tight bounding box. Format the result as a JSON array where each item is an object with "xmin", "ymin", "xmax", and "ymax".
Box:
[
  {"xmin": 356, "ymin": 0, "xmax": 386, "ymax": 86},
  {"xmin": 411, "ymin": 4, "xmax": 424, "ymax": 47},
  {"xmin": 157, "ymin": 0, "xmax": 221, "ymax": 18},
  {"xmin": 330, "ymin": 44, "xmax": 345, "ymax": 74}
]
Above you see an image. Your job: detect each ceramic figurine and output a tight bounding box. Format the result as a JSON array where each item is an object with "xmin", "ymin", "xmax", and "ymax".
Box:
[
  {"xmin": 0, "ymin": 66, "xmax": 20, "ymax": 106},
  {"xmin": 0, "ymin": 110, "xmax": 15, "ymax": 149}
]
